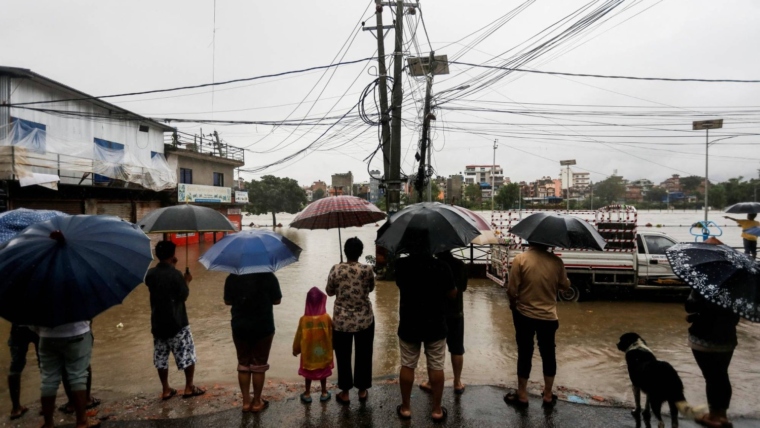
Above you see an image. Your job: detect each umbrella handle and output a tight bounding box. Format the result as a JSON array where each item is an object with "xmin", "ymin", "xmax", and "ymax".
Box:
[{"xmin": 338, "ymin": 226, "xmax": 344, "ymax": 263}]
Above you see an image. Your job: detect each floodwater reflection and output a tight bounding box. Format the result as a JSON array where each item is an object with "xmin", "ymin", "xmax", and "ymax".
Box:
[{"xmin": 0, "ymin": 211, "xmax": 758, "ymax": 418}]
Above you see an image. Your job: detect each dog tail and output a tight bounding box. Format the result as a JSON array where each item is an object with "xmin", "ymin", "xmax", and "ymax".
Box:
[{"xmin": 676, "ymin": 401, "xmax": 707, "ymax": 419}]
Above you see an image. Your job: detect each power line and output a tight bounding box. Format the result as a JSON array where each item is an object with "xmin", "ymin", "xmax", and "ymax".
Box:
[{"xmin": 449, "ymin": 61, "xmax": 760, "ymax": 83}]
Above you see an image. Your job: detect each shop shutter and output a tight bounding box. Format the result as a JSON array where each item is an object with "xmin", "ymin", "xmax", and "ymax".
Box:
[
  {"xmin": 136, "ymin": 201, "xmax": 162, "ymax": 222},
  {"xmin": 12, "ymin": 200, "xmax": 84, "ymax": 215},
  {"xmin": 97, "ymin": 202, "xmax": 133, "ymax": 222}
]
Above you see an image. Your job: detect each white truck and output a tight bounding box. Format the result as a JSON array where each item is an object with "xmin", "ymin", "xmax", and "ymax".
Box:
[{"xmin": 487, "ymin": 206, "xmax": 685, "ymax": 301}]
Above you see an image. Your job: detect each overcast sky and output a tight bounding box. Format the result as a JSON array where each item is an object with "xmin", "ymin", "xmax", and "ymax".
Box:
[{"xmin": 3, "ymin": 0, "xmax": 759, "ymax": 187}]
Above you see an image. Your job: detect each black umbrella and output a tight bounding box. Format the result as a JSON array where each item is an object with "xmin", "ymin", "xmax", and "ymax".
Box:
[
  {"xmin": 137, "ymin": 204, "xmax": 237, "ymax": 273},
  {"xmin": 508, "ymin": 212, "xmax": 606, "ymax": 250},
  {"xmin": 375, "ymin": 202, "xmax": 481, "ymax": 255},
  {"xmin": 666, "ymin": 243, "xmax": 759, "ymax": 323},
  {"xmin": 725, "ymin": 202, "xmax": 760, "ymax": 214}
]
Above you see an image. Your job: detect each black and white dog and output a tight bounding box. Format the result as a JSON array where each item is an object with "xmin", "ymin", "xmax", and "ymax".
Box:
[{"xmin": 617, "ymin": 333, "xmax": 703, "ymax": 428}]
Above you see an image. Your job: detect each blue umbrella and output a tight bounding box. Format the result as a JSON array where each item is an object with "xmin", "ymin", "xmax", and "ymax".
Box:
[
  {"xmin": 0, "ymin": 215, "xmax": 153, "ymax": 327},
  {"xmin": 0, "ymin": 208, "xmax": 67, "ymax": 245},
  {"xmin": 745, "ymin": 226, "xmax": 760, "ymax": 237},
  {"xmin": 199, "ymin": 230, "xmax": 302, "ymax": 275}
]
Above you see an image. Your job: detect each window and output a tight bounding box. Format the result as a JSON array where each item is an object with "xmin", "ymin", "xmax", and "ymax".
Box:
[
  {"xmin": 644, "ymin": 235, "xmax": 675, "ymax": 255},
  {"xmin": 180, "ymin": 168, "xmax": 193, "ymax": 184},
  {"xmin": 636, "ymin": 235, "xmax": 646, "ymax": 254},
  {"xmin": 213, "ymin": 172, "xmax": 224, "ymax": 187},
  {"xmin": 93, "ymin": 138, "xmax": 124, "ymax": 183},
  {"xmin": 10, "ymin": 117, "xmax": 46, "ymax": 153}
]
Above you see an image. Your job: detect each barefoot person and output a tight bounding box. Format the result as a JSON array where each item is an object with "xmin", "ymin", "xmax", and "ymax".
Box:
[
  {"xmin": 6, "ymin": 324, "xmax": 38, "ymax": 420},
  {"xmin": 145, "ymin": 241, "xmax": 205, "ymax": 401},
  {"xmin": 224, "ymin": 270, "xmax": 282, "ymax": 413},
  {"xmin": 293, "ymin": 287, "xmax": 333, "ymax": 404},
  {"xmin": 325, "ymin": 238, "xmax": 375, "ymax": 404},
  {"xmin": 505, "ymin": 242, "xmax": 570, "ymax": 408},
  {"xmin": 723, "ymin": 214, "xmax": 759, "ymax": 258},
  {"xmin": 420, "ymin": 251, "xmax": 468, "ymax": 395},
  {"xmin": 395, "ymin": 252, "xmax": 456, "ymax": 422}
]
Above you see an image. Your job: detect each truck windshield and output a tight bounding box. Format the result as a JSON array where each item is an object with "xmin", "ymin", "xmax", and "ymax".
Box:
[{"xmin": 644, "ymin": 236, "xmax": 675, "ymax": 255}]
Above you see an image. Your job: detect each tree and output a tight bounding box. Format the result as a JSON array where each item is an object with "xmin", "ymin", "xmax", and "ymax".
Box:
[
  {"xmin": 645, "ymin": 187, "xmax": 667, "ymax": 203},
  {"xmin": 595, "ymin": 176, "xmax": 626, "ymax": 204},
  {"xmin": 407, "ymin": 181, "xmax": 442, "ymax": 204},
  {"xmin": 244, "ymin": 175, "xmax": 306, "ymax": 226},
  {"xmin": 680, "ymin": 175, "xmax": 704, "ymax": 195},
  {"xmin": 709, "ymin": 184, "xmax": 726, "ymax": 208},
  {"xmin": 312, "ymin": 188, "xmax": 326, "ymax": 201},
  {"xmin": 464, "ymin": 184, "xmax": 482, "ymax": 208},
  {"xmin": 494, "ymin": 183, "xmax": 520, "ymax": 210}
]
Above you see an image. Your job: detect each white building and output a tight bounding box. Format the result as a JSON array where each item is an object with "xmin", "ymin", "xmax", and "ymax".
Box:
[{"xmin": 464, "ymin": 164, "xmax": 508, "ymax": 199}]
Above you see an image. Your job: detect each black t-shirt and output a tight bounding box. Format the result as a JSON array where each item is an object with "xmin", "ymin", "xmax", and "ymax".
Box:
[
  {"xmin": 224, "ymin": 272, "xmax": 282, "ymax": 340},
  {"xmin": 439, "ymin": 255, "xmax": 468, "ymax": 318},
  {"xmin": 395, "ymin": 255, "xmax": 455, "ymax": 343},
  {"xmin": 145, "ymin": 262, "xmax": 190, "ymax": 340}
]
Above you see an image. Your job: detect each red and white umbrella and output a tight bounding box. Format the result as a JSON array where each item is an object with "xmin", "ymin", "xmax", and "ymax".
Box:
[
  {"xmin": 290, "ymin": 196, "xmax": 386, "ymax": 261},
  {"xmin": 451, "ymin": 206, "xmax": 500, "ymax": 245}
]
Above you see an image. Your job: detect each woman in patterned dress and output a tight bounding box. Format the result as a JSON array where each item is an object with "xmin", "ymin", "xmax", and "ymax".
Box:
[{"xmin": 325, "ymin": 237, "xmax": 376, "ymax": 404}]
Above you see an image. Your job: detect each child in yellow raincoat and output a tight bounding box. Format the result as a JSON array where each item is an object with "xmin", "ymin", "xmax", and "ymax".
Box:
[{"xmin": 293, "ymin": 287, "xmax": 334, "ymax": 403}]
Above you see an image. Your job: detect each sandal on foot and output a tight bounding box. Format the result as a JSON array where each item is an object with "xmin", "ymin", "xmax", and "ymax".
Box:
[
  {"xmin": 87, "ymin": 397, "xmax": 102, "ymax": 409},
  {"xmin": 162, "ymin": 389, "xmax": 178, "ymax": 401},
  {"xmin": 432, "ymin": 407, "xmax": 448, "ymax": 423},
  {"xmin": 335, "ymin": 393, "xmax": 350, "ymax": 405},
  {"xmin": 542, "ymin": 394, "xmax": 558, "ymax": 408},
  {"xmin": 695, "ymin": 415, "xmax": 727, "ymax": 428},
  {"xmin": 57, "ymin": 403, "xmax": 74, "ymax": 414},
  {"xmin": 396, "ymin": 405, "xmax": 411, "ymax": 420},
  {"xmin": 419, "ymin": 383, "xmax": 433, "ymax": 393},
  {"xmin": 252, "ymin": 399, "xmax": 269, "ymax": 413},
  {"xmin": 9, "ymin": 406, "xmax": 29, "ymax": 420},
  {"xmin": 182, "ymin": 385, "xmax": 206, "ymax": 398},
  {"xmin": 454, "ymin": 386, "xmax": 466, "ymax": 395},
  {"xmin": 300, "ymin": 393, "xmax": 313, "ymax": 404},
  {"xmin": 504, "ymin": 392, "xmax": 529, "ymax": 408},
  {"xmin": 358, "ymin": 391, "xmax": 369, "ymax": 402},
  {"xmin": 320, "ymin": 392, "xmax": 332, "ymax": 402}
]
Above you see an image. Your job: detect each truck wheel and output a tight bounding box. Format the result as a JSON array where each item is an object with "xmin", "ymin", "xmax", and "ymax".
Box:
[{"xmin": 558, "ymin": 285, "xmax": 581, "ymax": 302}]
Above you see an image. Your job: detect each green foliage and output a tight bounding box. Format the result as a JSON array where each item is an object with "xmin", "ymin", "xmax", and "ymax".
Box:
[
  {"xmin": 494, "ymin": 183, "xmax": 521, "ymax": 210},
  {"xmin": 645, "ymin": 187, "xmax": 667, "ymax": 203},
  {"xmin": 312, "ymin": 188, "xmax": 325, "ymax": 200},
  {"xmin": 595, "ymin": 176, "xmax": 626, "ymax": 204},
  {"xmin": 680, "ymin": 175, "xmax": 704, "ymax": 193},
  {"xmin": 407, "ymin": 181, "xmax": 442, "ymax": 204},
  {"xmin": 464, "ymin": 183, "xmax": 482, "ymax": 206},
  {"xmin": 708, "ymin": 184, "xmax": 726, "ymax": 208},
  {"xmin": 244, "ymin": 175, "xmax": 306, "ymax": 225}
]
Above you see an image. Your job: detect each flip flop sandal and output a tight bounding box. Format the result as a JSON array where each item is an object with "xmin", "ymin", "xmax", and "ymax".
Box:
[
  {"xmin": 454, "ymin": 386, "xmax": 466, "ymax": 395},
  {"xmin": 58, "ymin": 403, "xmax": 75, "ymax": 414},
  {"xmin": 432, "ymin": 406, "xmax": 448, "ymax": 423},
  {"xmin": 335, "ymin": 393, "xmax": 350, "ymax": 405},
  {"xmin": 87, "ymin": 397, "xmax": 102, "ymax": 409},
  {"xmin": 396, "ymin": 405, "xmax": 412, "ymax": 420},
  {"xmin": 252, "ymin": 399, "xmax": 269, "ymax": 413},
  {"xmin": 162, "ymin": 389, "xmax": 178, "ymax": 401},
  {"xmin": 419, "ymin": 383, "xmax": 433, "ymax": 393},
  {"xmin": 542, "ymin": 394, "xmax": 558, "ymax": 408},
  {"xmin": 504, "ymin": 392, "xmax": 529, "ymax": 408},
  {"xmin": 358, "ymin": 391, "xmax": 369, "ymax": 402},
  {"xmin": 695, "ymin": 416, "xmax": 726, "ymax": 428},
  {"xmin": 182, "ymin": 386, "xmax": 206, "ymax": 398},
  {"xmin": 300, "ymin": 393, "xmax": 313, "ymax": 404},
  {"xmin": 9, "ymin": 407, "xmax": 28, "ymax": 420},
  {"xmin": 320, "ymin": 392, "xmax": 332, "ymax": 402}
]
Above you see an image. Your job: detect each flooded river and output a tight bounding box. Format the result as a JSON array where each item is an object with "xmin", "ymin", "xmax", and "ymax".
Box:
[{"xmin": 1, "ymin": 210, "xmax": 758, "ymax": 417}]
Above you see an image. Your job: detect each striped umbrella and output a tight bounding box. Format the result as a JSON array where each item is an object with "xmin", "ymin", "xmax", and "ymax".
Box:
[
  {"xmin": 290, "ymin": 196, "xmax": 386, "ymax": 261},
  {"xmin": 451, "ymin": 205, "xmax": 499, "ymax": 245}
]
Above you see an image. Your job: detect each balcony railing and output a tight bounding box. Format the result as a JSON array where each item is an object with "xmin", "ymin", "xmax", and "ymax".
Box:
[{"xmin": 164, "ymin": 133, "xmax": 244, "ymax": 163}]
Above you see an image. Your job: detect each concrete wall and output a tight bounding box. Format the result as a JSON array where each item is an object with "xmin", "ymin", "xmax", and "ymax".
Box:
[{"xmin": 168, "ymin": 151, "xmax": 238, "ymax": 187}]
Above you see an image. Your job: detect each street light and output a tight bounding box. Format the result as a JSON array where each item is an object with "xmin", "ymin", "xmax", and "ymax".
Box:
[{"xmin": 692, "ymin": 119, "xmax": 723, "ymax": 222}]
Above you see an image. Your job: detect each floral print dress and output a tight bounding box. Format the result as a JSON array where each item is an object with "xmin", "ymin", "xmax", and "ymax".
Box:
[{"xmin": 326, "ymin": 262, "xmax": 375, "ymax": 332}]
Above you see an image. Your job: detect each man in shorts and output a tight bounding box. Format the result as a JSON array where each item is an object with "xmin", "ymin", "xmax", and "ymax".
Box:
[
  {"xmin": 145, "ymin": 241, "xmax": 205, "ymax": 400},
  {"xmin": 7, "ymin": 324, "xmax": 39, "ymax": 420},
  {"xmin": 420, "ymin": 251, "xmax": 468, "ymax": 395},
  {"xmin": 395, "ymin": 252, "xmax": 456, "ymax": 422}
]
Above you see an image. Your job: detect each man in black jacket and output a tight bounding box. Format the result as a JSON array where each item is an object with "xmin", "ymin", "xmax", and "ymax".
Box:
[{"xmin": 145, "ymin": 241, "xmax": 205, "ymax": 400}]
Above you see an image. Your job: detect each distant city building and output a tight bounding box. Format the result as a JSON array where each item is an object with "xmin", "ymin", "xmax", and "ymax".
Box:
[
  {"xmin": 369, "ymin": 170, "xmax": 382, "ymax": 203},
  {"xmin": 445, "ymin": 174, "xmax": 463, "ymax": 205},
  {"xmin": 464, "ymin": 165, "xmax": 506, "ymax": 200},
  {"xmin": 660, "ymin": 174, "xmax": 682, "ymax": 193},
  {"xmin": 331, "ymin": 172, "xmax": 353, "ymax": 196}
]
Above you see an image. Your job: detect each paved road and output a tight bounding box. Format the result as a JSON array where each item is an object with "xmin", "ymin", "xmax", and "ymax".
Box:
[{"xmin": 94, "ymin": 385, "xmax": 757, "ymax": 428}]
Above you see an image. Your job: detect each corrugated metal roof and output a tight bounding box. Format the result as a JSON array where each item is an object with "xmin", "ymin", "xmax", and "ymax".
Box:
[{"xmin": 0, "ymin": 65, "xmax": 175, "ymax": 133}]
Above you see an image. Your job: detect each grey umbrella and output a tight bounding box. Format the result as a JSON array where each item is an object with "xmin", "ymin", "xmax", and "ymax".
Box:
[
  {"xmin": 508, "ymin": 212, "xmax": 606, "ymax": 250},
  {"xmin": 725, "ymin": 202, "xmax": 760, "ymax": 214}
]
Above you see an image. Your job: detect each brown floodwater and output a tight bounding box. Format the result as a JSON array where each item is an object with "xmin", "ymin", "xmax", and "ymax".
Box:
[{"xmin": 1, "ymin": 211, "xmax": 758, "ymax": 417}]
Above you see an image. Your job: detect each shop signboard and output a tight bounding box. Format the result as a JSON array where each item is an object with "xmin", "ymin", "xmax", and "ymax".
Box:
[
  {"xmin": 235, "ymin": 191, "xmax": 249, "ymax": 204},
  {"xmin": 178, "ymin": 183, "xmax": 231, "ymax": 203}
]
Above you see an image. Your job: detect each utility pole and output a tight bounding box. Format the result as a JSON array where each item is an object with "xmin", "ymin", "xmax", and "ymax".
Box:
[
  {"xmin": 417, "ymin": 51, "xmax": 435, "ymax": 202},
  {"xmin": 387, "ymin": 0, "xmax": 405, "ymax": 213},
  {"xmin": 491, "ymin": 139, "xmax": 497, "ymax": 211}
]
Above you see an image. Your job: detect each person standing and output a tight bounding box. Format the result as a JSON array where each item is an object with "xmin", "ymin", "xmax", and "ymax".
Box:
[
  {"xmin": 144, "ymin": 241, "xmax": 205, "ymax": 401},
  {"xmin": 6, "ymin": 324, "xmax": 38, "ymax": 420},
  {"xmin": 723, "ymin": 214, "xmax": 759, "ymax": 258},
  {"xmin": 504, "ymin": 243, "xmax": 571, "ymax": 408},
  {"xmin": 420, "ymin": 251, "xmax": 468, "ymax": 395},
  {"xmin": 325, "ymin": 237, "xmax": 375, "ymax": 405},
  {"xmin": 686, "ymin": 289, "xmax": 740, "ymax": 428},
  {"xmin": 292, "ymin": 287, "xmax": 333, "ymax": 404},
  {"xmin": 33, "ymin": 321, "xmax": 95, "ymax": 428},
  {"xmin": 224, "ymin": 271, "xmax": 282, "ymax": 413},
  {"xmin": 395, "ymin": 253, "xmax": 456, "ymax": 422}
]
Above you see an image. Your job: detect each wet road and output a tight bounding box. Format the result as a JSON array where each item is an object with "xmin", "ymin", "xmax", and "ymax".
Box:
[{"xmin": 1, "ymin": 210, "xmax": 758, "ymax": 418}]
